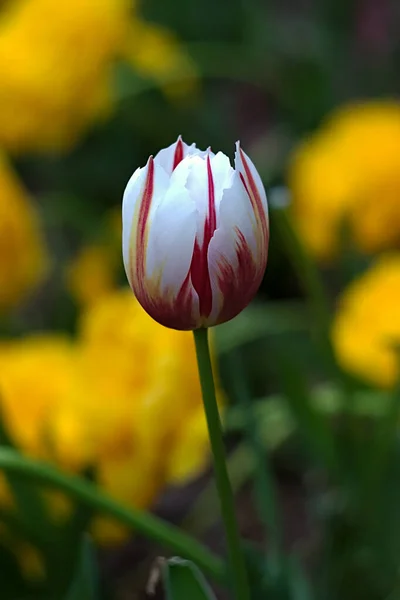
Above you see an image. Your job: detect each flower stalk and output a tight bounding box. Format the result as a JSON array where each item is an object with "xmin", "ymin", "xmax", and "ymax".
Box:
[{"xmin": 193, "ymin": 327, "xmax": 250, "ymax": 600}]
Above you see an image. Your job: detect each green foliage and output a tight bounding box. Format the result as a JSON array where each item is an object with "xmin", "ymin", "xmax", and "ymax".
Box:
[
  {"xmin": 161, "ymin": 558, "xmax": 217, "ymax": 600},
  {"xmin": 65, "ymin": 537, "xmax": 99, "ymax": 600},
  {"xmin": 0, "ymin": 409, "xmax": 54, "ymax": 552}
]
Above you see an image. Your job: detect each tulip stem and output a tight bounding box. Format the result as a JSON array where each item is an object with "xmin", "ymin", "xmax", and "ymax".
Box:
[{"xmin": 193, "ymin": 328, "xmax": 250, "ymax": 600}]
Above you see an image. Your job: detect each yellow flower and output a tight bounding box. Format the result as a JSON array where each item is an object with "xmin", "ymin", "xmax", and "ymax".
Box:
[
  {"xmin": 76, "ymin": 288, "xmax": 216, "ymax": 478},
  {"xmin": 165, "ymin": 405, "xmax": 210, "ymax": 484},
  {"xmin": 0, "ymin": 154, "xmax": 47, "ymax": 311},
  {"xmin": 0, "ymin": 0, "xmax": 197, "ymax": 153},
  {"xmin": 0, "ymin": 335, "xmax": 75, "ymax": 458},
  {"xmin": 332, "ymin": 255, "xmax": 400, "ymax": 387},
  {"xmin": 66, "ymin": 209, "xmax": 123, "ymax": 307},
  {"xmin": 0, "ymin": 290, "xmax": 217, "ymax": 545},
  {"xmin": 68, "ymin": 289, "xmax": 218, "ymax": 541},
  {"xmin": 15, "ymin": 543, "xmax": 45, "ymax": 582},
  {"xmin": 288, "ymin": 101, "xmax": 400, "ymax": 260},
  {"xmin": 66, "ymin": 244, "xmax": 119, "ymax": 308},
  {"xmin": 124, "ymin": 19, "xmax": 198, "ymax": 100}
]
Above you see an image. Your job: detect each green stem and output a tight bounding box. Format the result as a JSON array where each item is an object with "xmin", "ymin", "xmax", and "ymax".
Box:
[
  {"xmin": 182, "ymin": 444, "xmax": 255, "ymax": 536},
  {"xmin": 193, "ymin": 328, "xmax": 250, "ymax": 600},
  {"xmin": 0, "ymin": 448, "xmax": 225, "ymax": 583}
]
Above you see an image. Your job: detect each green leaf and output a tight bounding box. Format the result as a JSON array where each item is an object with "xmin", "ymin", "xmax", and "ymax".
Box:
[
  {"xmin": 215, "ymin": 301, "xmax": 308, "ymax": 355},
  {"xmin": 0, "ymin": 405, "xmax": 55, "ymax": 550},
  {"xmin": 287, "ymin": 555, "xmax": 314, "ymax": 600},
  {"xmin": 226, "ymin": 351, "xmax": 283, "ymax": 570},
  {"xmin": 162, "ymin": 558, "xmax": 217, "ymax": 600},
  {"xmin": 0, "ymin": 541, "xmax": 38, "ymax": 598},
  {"xmin": 65, "ymin": 536, "xmax": 99, "ymax": 600},
  {"xmin": 243, "ymin": 544, "xmax": 314, "ymax": 600},
  {"xmin": 275, "ymin": 356, "xmax": 341, "ymax": 479},
  {"xmin": 271, "ymin": 207, "xmax": 331, "ymax": 338},
  {"xmin": 184, "ymin": 398, "xmax": 294, "ymax": 537},
  {"xmin": 47, "ymin": 468, "xmax": 96, "ymax": 594},
  {"xmin": 182, "ymin": 443, "xmax": 255, "ymax": 535},
  {"xmin": 0, "ymin": 448, "xmax": 225, "ymax": 583}
]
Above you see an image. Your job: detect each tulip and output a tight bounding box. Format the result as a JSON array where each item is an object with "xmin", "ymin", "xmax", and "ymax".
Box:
[{"xmin": 122, "ymin": 136, "xmax": 269, "ymax": 330}]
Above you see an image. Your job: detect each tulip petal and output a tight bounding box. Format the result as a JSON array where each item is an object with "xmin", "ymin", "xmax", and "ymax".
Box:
[
  {"xmin": 154, "ymin": 135, "xmax": 204, "ymax": 174},
  {"xmin": 206, "ymin": 171, "xmax": 268, "ymax": 325},
  {"xmin": 234, "ymin": 142, "xmax": 269, "ymax": 267},
  {"xmin": 140, "ymin": 179, "xmax": 200, "ymax": 329},
  {"xmin": 210, "ymin": 152, "xmax": 235, "ymax": 216},
  {"xmin": 183, "ymin": 154, "xmax": 210, "ymax": 244},
  {"xmin": 235, "ymin": 142, "xmax": 269, "ymax": 238},
  {"xmin": 187, "ymin": 154, "xmax": 216, "ymax": 320},
  {"xmin": 122, "ymin": 165, "xmax": 145, "ymax": 273},
  {"xmin": 185, "ymin": 152, "xmax": 231, "ymax": 243},
  {"xmin": 122, "ymin": 157, "xmax": 169, "ymax": 290},
  {"xmin": 146, "ymin": 187, "xmax": 197, "ymax": 297}
]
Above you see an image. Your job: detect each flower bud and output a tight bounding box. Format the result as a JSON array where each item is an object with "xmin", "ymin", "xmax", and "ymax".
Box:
[{"xmin": 122, "ymin": 136, "xmax": 269, "ymax": 330}]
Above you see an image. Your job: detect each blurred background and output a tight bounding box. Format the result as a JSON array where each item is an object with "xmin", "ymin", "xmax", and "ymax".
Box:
[{"xmin": 1, "ymin": 0, "xmax": 400, "ymax": 598}]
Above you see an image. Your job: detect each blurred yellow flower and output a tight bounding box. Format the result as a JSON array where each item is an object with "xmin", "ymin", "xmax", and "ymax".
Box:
[
  {"xmin": 0, "ymin": 335, "xmax": 75, "ymax": 458},
  {"xmin": 0, "ymin": 289, "xmax": 217, "ymax": 544},
  {"xmin": 66, "ymin": 208, "xmax": 122, "ymax": 307},
  {"xmin": 332, "ymin": 255, "xmax": 400, "ymax": 387},
  {"xmin": 15, "ymin": 543, "xmax": 45, "ymax": 581},
  {"xmin": 0, "ymin": 0, "xmax": 197, "ymax": 153},
  {"xmin": 75, "ymin": 288, "xmax": 216, "ymax": 484},
  {"xmin": 65, "ymin": 208, "xmax": 122, "ymax": 307},
  {"xmin": 66, "ymin": 244, "xmax": 119, "ymax": 308},
  {"xmin": 124, "ymin": 19, "xmax": 197, "ymax": 100},
  {"xmin": 166, "ymin": 405, "xmax": 210, "ymax": 484},
  {"xmin": 0, "ymin": 154, "xmax": 47, "ymax": 311},
  {"xmin": 288, "ymin": 101, "xmax": 400, "ymax": 260}
]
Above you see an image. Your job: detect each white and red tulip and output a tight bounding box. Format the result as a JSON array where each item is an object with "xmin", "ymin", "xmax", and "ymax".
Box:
[{"xmin": 122, "ymin": 136, "xmax": 269, "ymax": 330}]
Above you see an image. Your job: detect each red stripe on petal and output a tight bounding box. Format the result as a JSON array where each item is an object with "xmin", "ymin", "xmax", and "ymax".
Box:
[
  {"xmin": 239, "ymin": 171, "xmax": 251, "ymax": 200},
  {"xmin": 129, "ymin": 156, "xmax": 154, "ymax": 291},
  {"xmin": 239, "ymin": 147, "xmax": 269, "ymax": 242},
  {"xmin": 191, "ymin": 237, "xmax": 213, "ymax": 318},
  {"xmin": 190, "ymin": 155, "xmax": 217, "ymax": 318},
  {"xmin": 206, "ymin": 154, "xmax": 217, "ymax": 234},
  {"xmin": 128, "ymin": 156, "xmax": 199, "ymax": 330},
  {"xmin": 138, "ymin": 271, "xmax": 198, "ymax": 330},
  {"xmin": 213, "ymin": 228, "xmax": 266, "ymax": 325},
  {"xmin": 172, "ymin": 137, "xmax": 184, "ymax": 170},
  {"xmin": 154, "ymin": 272, "xmax": 197, "ymax": 329}
]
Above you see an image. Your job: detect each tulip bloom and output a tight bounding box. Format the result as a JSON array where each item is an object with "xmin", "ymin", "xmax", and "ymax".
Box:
[{"xmin": 122, "ymin": 136, "xmax": 269, "ymax": 330}]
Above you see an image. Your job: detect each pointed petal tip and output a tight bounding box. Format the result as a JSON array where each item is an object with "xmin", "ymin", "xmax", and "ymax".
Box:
[
  {"xmin": 176, "ymin": 134, "xmax": 192, "ymax": 147},
  {"xmin": 234, "ymin": 140, "xmax": 244, "ymax": 163},
  {"xmin": 176, "ymin": 134, "xmax": 187, "ymax": 146}
]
